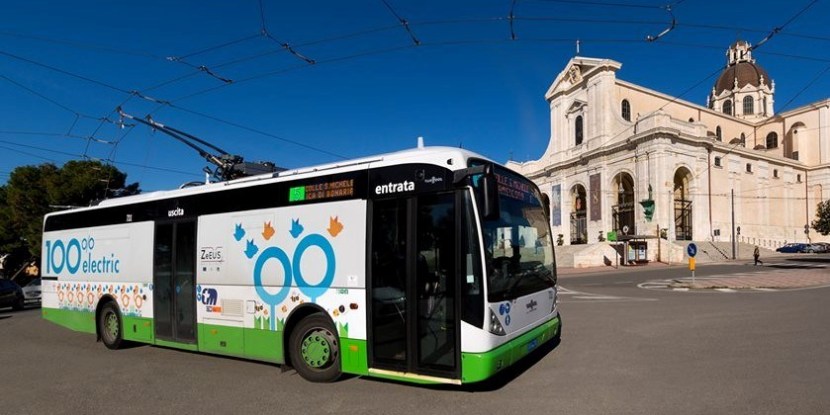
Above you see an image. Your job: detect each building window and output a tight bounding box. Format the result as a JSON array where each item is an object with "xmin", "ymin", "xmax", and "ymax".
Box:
[
  {"xmin": 688, "ymin": 117, "xmax": 695, "ymax": 123},
  {"xmin": 575, "ymin": 115, "xmax": 584, "ymax": 146},
  {"xmin": 797, "ymin": 174, "xmax": 802, "ymax": 183},
  {"xmin": 714, "ymin": 157, "xmax": 721, "ymax": 167},
  {"xmin": 763, "ymin": 96, "xmax": 768, "ymax": 115},
  {"xmin": 723, "ymin": 100, "xmax": 733, "ymax": 115},
  {"xmin": 716, "ymin": 126, "xmax": 722, "ymax": 141},
  {"xmin": 773, "ymin": 169, "xmax": 779, "ymax": 178},
  {"xmin": 621, "ymin": 99, "xmax": 631, "ymax": 121},
  {"xmin": 743, "ymin": 96, "xmax": 754, "ymax": 115},
  {"xmin": 766, "ymin": 132, "xmax": 778, "ymax": 149},
  {"xmin": 740, "ymin": 133, "xmax": 746, "ymax": 147},
  {"xmin": 746, "ymin": 163, "xmax": 752, "ymax": 173}
]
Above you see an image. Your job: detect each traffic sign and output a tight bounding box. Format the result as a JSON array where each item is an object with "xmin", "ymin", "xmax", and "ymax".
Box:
[{"xmin": 687, "ymin": 243, "xmax": 697, "ymax": 258}]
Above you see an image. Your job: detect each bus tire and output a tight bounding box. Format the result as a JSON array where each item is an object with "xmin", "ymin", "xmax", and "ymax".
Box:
[
  {"xmin": 288, "ymin": 313, "xmax": 341, "ymax": 382},
  {"xmin": 98, "ymin": 301, "xmax": 124, "ymax": 350}
]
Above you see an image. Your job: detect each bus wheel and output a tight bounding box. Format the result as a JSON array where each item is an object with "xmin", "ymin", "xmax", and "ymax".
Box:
[
  {"xmin": 289, "ymin": 314, "xmax": 341, "ymax": 382},
  {"xmin": 99, "ymin": 302, "xmax": 124, "ymax": 350}
]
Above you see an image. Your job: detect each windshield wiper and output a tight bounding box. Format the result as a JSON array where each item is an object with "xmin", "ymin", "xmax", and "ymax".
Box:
[{"xmin": 503, "ymin": 266, "xmax": 553, "ymax": 299}]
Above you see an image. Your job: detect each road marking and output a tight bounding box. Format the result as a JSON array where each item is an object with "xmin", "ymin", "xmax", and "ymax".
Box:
[{"xmin": 558, "ymin": 286, "xmax": 656, "ymax": 302}]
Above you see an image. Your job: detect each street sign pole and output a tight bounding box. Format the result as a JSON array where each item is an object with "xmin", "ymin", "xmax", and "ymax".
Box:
[
  {"xmin": 687, "ymin": 243, "xmax": 698, "ymax": 286},
  {"xmin": 689, "ymin": 258, "xmax": 696, "ymax": 285}
]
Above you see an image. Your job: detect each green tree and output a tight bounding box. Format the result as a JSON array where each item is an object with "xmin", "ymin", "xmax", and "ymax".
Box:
[
  {"xmin": 0, "ymin": 161, "xmax": 139, "ymax": 267},
  {"xmin": 813, "ymin": 199, "xmax": 830, "ymax": 235}
]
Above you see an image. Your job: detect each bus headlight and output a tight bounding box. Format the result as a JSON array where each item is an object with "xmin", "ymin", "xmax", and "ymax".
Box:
[
  {"xmin": 551, "ymin": 288, "xmax": 558, "ymax": 313},
  {"xmin": 489, "ymin": 309, "xmax": 506, "ymax": 336}
]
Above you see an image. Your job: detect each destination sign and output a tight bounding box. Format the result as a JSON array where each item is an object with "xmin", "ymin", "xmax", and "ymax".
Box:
[
  {"xmin": 497, "ymin": 173, "xmax": 535, "ymax": 203},
  {"xmin": 289, "ymin": 179, "xmax": 355, "ymax": 202}
]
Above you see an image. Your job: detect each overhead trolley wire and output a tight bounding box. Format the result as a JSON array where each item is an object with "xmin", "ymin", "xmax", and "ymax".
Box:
[
  {"xmin": 258, "ymin": 0, "xmax": 316, "ymax": 64},
  {"xmin": 5, "ymin": 1, "xmax": 830, "ymax": 183},
  {"xmin": 0, "ymin": 50, "xmax": 133, "ymax": 95},
  {"xmin": 0, "ymin": 30, "xmax": 166, "ymax": 61},
  {"xmin": 0, "ymin": 138, "xmax": 199, "ymax": 177},
  {"xmin": 381, "ymin": 0, "xmax": 421, "ymax": 46},
  {"xmin": 167, "ymin": 33, "xmax": 262, "ymax": 62},
  {"xmin": 529, "ymin": 0, "xmax": 667, "ymax": 9},
  {"xmin": 167, "ymin": 103, "xmax": 349, "ymax": 160},
  {"xmin": 776, "ymin": 64, "xmax": 830, "ymax": 113}
]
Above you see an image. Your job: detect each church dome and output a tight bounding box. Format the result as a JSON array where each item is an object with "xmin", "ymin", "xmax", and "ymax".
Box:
[
  {"xmin": 714, "ymin": 61, "xmax": 770, "ymax": 95},
  {"xmin": 712, "ymin": 40, "xmax": 771, "ymax": 96}
]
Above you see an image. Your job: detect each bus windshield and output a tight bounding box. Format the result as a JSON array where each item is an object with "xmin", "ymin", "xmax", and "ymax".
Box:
[{"xmin": 478, "ymin": 169, "xmax": 556, "ymax": 302}]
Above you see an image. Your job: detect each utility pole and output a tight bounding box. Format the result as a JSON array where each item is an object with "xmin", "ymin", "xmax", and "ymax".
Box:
[{"xmin": 731, "ymin": 189, "xmax": 736, "ymax": 259}]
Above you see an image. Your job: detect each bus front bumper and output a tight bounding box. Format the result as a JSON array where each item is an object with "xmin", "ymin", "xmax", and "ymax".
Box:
[{"xmin": 460, "ymin": 314, "xmax": 561, "ymax": 384}]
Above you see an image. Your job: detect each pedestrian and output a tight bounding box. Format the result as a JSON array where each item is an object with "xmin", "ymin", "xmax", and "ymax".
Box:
[{"xmin": 753, "ymin": 245, "xmax": 763, "ymax": 266}]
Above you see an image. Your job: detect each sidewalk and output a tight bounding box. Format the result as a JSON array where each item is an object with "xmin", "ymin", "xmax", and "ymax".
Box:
[
  {"xmin": 556, "ymin": 259, "xmax": 830, "ymax": 290},
  {"xmin": 556, "ymin": 260, "xmax": 682, "ymax": 277},
  {"xmin": 669, "ymin": 265, "xmax": 830, "ymax": 290}
]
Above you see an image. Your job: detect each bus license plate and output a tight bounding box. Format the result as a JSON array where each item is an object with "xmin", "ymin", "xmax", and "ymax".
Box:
[{"xmin": 527, "ymin": 338, "xmax": 538, "ymax": 352}]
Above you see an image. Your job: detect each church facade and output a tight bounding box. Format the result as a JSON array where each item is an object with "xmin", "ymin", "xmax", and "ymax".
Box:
[{"xmin": 508, "ymin": 41, "xmax": 830, "ymax": 249}]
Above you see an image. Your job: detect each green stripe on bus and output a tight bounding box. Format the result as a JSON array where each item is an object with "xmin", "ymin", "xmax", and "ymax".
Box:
[
  {"xmin": 341, "ymin": 338, "xmax": 368, "ymax": 375},
  {"xmin": 123, "ymin": 316, "xmax": 154, "ymax": 342},
  {"xmin": 461, "ymin": 316, "xmax": 561, "ymax": 384},
  {"xmin": 197, "ymin": 323, "xmax": 284, "ymax": 363},
  {"xmin": 42, "ymin": 308, "xmax": 96, "ymax": 334}
]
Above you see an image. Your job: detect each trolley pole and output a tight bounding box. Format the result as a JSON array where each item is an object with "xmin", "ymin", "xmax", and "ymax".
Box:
[{"xmin": 731, "ymin": 189, "xmax": 736, "ymax": 260}]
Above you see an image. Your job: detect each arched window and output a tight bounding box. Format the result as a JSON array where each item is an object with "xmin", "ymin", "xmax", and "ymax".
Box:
[
  {"xmin": 621, "ymin": 100, "xmax": 631, "ymax": 121},
  {"xmin": 716, "ymin": 126, "xmax": 722, "ymax": 141},
  {"xmin": 763, "ymin": 97, "xmax": 768, "ymax": 115},
  {"xmin": 723, "ymin": 100, "xmax": 733, "ymax": 116},
  {"xmin": 575, "ymin": 116, "xmax": 584, "ymax": 146},
  {"xmin": 688, "ymin": 117, "xmax": 695, "ymax": 123},
  {"xmin": 766, "ymin": 132, "xmax": 778, "ymax": 149},
  {"xmin": 740, "ymin": 133, "xmax": 746, "ymax": 147},
  {"xmin": 743, "ymin": 96, "xmax": 754, "ymax": 115}
]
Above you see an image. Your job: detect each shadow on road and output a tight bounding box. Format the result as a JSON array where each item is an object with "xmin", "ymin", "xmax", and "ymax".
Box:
[
  {"xmin": 360, "ymin": 330, "xmax": 563, "ymax": 392},
  {"xmin": 117, "ymin": 340, "xmax": 148, "ymax": 350},
  {"xmin": 460, "ymin": 336, "xmax": 561, "ymax": 392},
  {"xmin": 784, "ymin": 257, "xmax": 830, "ymax": 264}
]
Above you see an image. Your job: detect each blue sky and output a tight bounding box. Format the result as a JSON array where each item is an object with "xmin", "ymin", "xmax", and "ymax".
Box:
[{"xmin": 1, "ymin": 0, "xmax": 828, "ymax": 191}]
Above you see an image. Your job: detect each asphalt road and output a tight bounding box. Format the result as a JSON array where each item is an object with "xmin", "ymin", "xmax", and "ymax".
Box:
[{"xmin": 2, "ymin": 259, "xmax": 829, "ymax": 414}]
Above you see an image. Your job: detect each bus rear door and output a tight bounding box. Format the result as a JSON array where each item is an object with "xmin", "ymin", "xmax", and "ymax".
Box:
[{"xmin": 153, "ymin": 220, "xmax": 197, "ymax": 344}]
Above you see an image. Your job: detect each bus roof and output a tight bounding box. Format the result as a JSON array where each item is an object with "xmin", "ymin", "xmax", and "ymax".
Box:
[{"xmin": 46, "ymin": 146, "xmax": 494, "ymax": 218}]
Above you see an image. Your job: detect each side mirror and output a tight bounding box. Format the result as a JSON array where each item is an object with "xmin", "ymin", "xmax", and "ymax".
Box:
[
  {"xmin": 452, "ymin": 163, "xmax": 501, "ymax": 220},
  {"xmin": 481, "ymin": 167, "xmax": 500, "ymax": 220}
]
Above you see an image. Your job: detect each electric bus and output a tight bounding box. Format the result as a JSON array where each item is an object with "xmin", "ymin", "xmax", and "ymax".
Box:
[{"xmin": 41, "ymin": 145, "xmax": 560, "ymax": 384}]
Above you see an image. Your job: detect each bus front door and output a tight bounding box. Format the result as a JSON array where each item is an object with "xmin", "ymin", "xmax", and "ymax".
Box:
[
  {"xmin": 369, "ymin": 193, "xmax": 459, "ymax": 379},
  {"xmin": 153, "ymin": 220, "xmax": 197, "ymax": 344}
]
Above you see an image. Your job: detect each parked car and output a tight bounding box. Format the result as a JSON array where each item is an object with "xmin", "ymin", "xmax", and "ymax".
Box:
[
  {"xmin": 0, "ymin": 278, "xmax": 24, "ymax": 311},
  {"xmin": 805, "ymin": 243, "xmax": 829, "ymax": 253},
  {"xmin": 776, "ymin": 243, "xmax": 810, "ymax": 253},
  {"xmin": 22, "ymin": 278, "xmax": 41, "ymax": 306}
]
